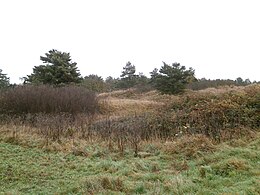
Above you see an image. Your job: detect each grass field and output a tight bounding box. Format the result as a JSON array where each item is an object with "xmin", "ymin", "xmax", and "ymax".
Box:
[
  {"xmin": 0, "ymin": 134, "xmax": 259, "ymax": 194},
  {"xmin": 0, "ymin": 85, "xmax": 259, "ymax": 194}
]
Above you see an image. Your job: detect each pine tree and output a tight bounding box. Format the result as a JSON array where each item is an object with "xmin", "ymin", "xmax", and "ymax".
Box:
[
  {"xmin": 0, "ymin": 69, "xmax": 10, "ymax": 89},
  {"xmin": 25, "ymin": 49, "xmax": 82, "ymax": 85},
  {"xmin": 151, "ymin": 62, "xmax": 196, "ymax": 94},
  {"xmin": 119, "ymin": 61, "xmax": 137, "ymax": 89}
]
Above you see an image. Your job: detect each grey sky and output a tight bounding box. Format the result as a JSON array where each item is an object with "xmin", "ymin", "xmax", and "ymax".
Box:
[{"xmin": 0, "ymin": 0, "xmax": 259, "ymax": 84}]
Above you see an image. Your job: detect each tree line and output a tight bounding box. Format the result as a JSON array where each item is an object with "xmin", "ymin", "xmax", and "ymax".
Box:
[{"xmin": 1, "ymin": 49, "xmax": 258, "ymax": 94}]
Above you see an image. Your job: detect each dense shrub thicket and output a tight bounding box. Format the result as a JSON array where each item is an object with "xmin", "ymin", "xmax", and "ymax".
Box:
[
  {"xmin": 0, "ymin": 85, "xmax": 98, "ymax": 115},
  {"xmin": 158, "ymin": 84, "xmax": 260, "ymax": 140}
]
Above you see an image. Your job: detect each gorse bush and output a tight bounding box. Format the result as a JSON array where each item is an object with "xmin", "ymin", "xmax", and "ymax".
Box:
[
  {"xmin": 0, "ymin": 85, "xmax": 98, "ymax": 115},
  {"xmin": 166, "ymin": 84, "xmax": 260, "ymax": 141}
]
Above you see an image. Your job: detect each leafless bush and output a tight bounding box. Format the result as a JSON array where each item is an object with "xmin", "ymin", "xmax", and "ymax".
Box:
[
  {"xmin": 0, "ymin": 85, "xmax": 98, "ymax": 115},
  {"xmin": 0, "ymin": 85, "xmax": 100, "ymax": 141},
  {"xmin": 90, "ymin": 114, "xmax": 173, "ymax": 154}
]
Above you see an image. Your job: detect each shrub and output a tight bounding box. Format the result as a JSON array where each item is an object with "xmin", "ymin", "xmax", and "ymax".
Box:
[
  {"xmin": 0, "ymin": 85, "xmax": 98, "ymax": 115},
  {"xmin": 164, "ymin": 84, "xmax": 260, "ymax": 141}
]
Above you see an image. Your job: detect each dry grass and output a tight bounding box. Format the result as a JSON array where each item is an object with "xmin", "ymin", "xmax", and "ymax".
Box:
[
  {"xmin": 102, "ymin": 97, "xmax": 163, "ymax": 116},
  {"xmin": 0, "ymin": 124, "xmax": 101, "ymax": 154},
  {"xmin": 196, "ymin": 85, "xmax": 246, "ymax": 94},
  {"xmin": 99, "ymin": 88, "xmax": 179, "ymax": 102},
  {"xmin": 98, "ymin": 88, "xmax": 176, "ymax": 117},
  {"xmin": 164, "ymin": 134, "xmax": 216, "ymax": 159}
]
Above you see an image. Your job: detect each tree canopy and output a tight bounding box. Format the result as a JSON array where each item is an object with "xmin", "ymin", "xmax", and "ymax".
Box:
[
  {"xmin": 0, "ymin": 69, "xmax": 10, "ymax": 89},
  {"xmin": 120, "ymin": 61, "xmax": 136, "ymax": 78},
  {"xmin": 118, "ymin": 61, "xmax": 138, "ymax": 89},
  {"xmin": 82, "ymin": 74, "xmax": 107, "ymax": 92},
  {"xmin": 25, "ymin": 49, "xmax": 82, "ymax": 85},
  {"xmin": 151, "ymin": 62, "xmax": 196, "ymax": 94}
]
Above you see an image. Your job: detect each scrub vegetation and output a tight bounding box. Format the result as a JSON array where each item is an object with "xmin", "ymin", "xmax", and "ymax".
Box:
[{"xmin": 0, "ymin": 84, "xmax": 259, "ymax": 194}]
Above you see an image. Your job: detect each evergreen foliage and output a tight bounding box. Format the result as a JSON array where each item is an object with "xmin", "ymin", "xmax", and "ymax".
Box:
[
  {"xmin": 25, "ymin": 49, "xmax": 82, "ymax": 85},
  {"xmin": 82, "ymin": 74, "xmax": 107, "ymax": 92},
  {"xmin": 0, "ymin": 69, "xmax": 10, "ymax": 89},
  {"xmin": 151, "ymin": 62, "xmax": 196, "ymax": 94},
  {"xmin": 119, "ymin": 61, "xmax": 138, "ymax": 89},
  {"xmin": 105, "ymin": 76, "xmax": 120, "ymax": 91}
]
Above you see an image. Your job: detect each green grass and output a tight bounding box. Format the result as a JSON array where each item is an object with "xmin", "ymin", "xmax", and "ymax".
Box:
[{"xmin": 0, "ymin": 136, "xmax": 260, "ymax": 194}]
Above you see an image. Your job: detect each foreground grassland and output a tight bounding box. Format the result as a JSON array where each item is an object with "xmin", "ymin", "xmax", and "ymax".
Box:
[{"xmin": 1, "ymin": 134, "xmax": 260, "ymax": 194}]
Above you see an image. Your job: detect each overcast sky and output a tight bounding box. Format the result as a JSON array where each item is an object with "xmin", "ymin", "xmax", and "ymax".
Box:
[{"xmin": 0, "ymin": 0, "xmax": 259, "ymax": 84}]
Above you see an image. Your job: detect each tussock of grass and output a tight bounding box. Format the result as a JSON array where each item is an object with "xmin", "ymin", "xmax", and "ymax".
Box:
[{"xmin": 164, "ymin": 134, "xmax": 216, "ymax": 159}]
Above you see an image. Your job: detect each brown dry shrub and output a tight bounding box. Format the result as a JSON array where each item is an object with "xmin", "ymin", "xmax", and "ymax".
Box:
[
  {"xmin": 0, "ymin": 85, "xmax": 98, "ymax": 115},
  {"xmin": 220, "ymin": 127, "xmax": 257, "ymax": 141},
  {"xmin": 161, "ymin": 84, "xmax": 260, "ymax": 141},
  {"xmin": 0, "ymin": 85, "xmax": 100, "ymax": 141},
  {"xmin": 164, "ymin": 134, "xmax": 216, "ymax": 159}
]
